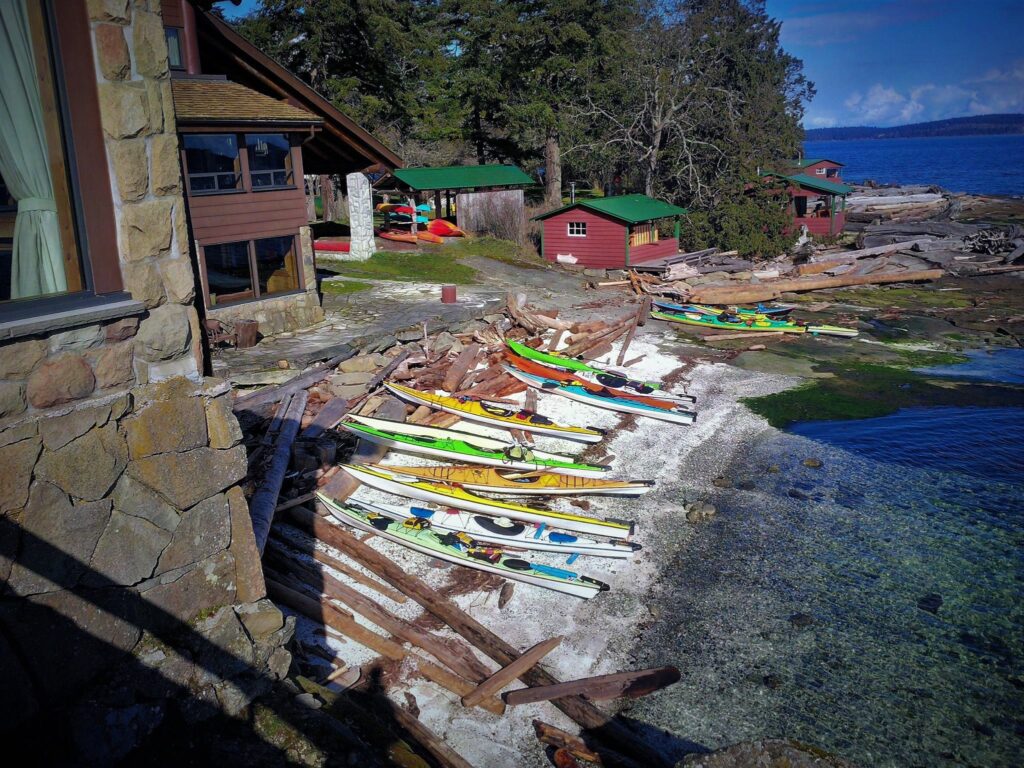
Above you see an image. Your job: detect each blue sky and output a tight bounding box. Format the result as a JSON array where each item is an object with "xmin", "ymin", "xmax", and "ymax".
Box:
[{"xmin": 219, "ymin": 0, "xmax": 1024, "ymax": 128}]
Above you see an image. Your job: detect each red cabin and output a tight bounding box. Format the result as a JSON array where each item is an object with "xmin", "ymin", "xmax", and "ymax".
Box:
[
  {"xmin": 532, "ymin": 194, "xmax": 688, "ymax": 269},
  {"xmin": 789, "ymin": 158, "xmax": 844, "ymax": 181}
]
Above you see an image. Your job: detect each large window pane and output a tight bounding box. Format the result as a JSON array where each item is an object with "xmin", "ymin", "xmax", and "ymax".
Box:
[
  {"xmin": 0, "ymin": 0, "xmax": 84, "ymax": 303},
  {"xmin": 183, "ymin": 134, "xmax": 240, "ymax": 193},
  {"xmin": 246, "ymin": 134, "xmax": 293, "ymax": 189},
  {"xmin": 165, "ymin": 28, "xmax": 183, "ymax": 70},
  {"xmin": 204, "ymin": 241, "xmax": 252, "ymax": 305},
  {"xmin": 254, "ymin": 235, "xmax": 299, "ymax": 296}
]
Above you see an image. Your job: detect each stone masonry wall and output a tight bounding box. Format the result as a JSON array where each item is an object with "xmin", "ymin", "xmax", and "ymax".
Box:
[{"xmin": 207, "ymin": 225, "xmax": 325, "ymax": 336}]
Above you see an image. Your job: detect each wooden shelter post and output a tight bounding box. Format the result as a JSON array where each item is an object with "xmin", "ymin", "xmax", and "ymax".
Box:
[
  {"xmin": 434, "ymin": 189, "xmax": 443, "ymax": 220},
  {"xmin": 446, "ymin": 190, "xmax": 452, "ymax": 218}
]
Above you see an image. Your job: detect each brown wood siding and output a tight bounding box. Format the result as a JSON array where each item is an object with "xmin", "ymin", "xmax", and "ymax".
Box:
[
  {"xmin": 56, "ymin": 1, "xmax": 121, "ymax": 294},
  {"xmin": 803, "ymin": 161, "xmax": 843, "ymax": 179},
  {"xmin": 161, "ymin": 0, "xmax": 185, "ymax": 27},
  {"xmin": 542, "ymin": 209, "xmax": 626, "ymax": 268},
  {"xmin": 185, "ymin": 142, "xmax": 307, "ymax": 244}
]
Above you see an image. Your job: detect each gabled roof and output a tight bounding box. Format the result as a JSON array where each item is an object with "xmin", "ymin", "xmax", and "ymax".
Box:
[
  {"xmin": 786, "ymin": 174, "xmax": 853, "ymax": 195},
  {"xmin": 195, "ymin": 10, "xmax": 402, "ymax": 173},
  {"xmin": 392, "ymin": 164, "xmax": 535, "ymax": 191},
  {"xmin": 532, "ymin": 194, "xmax": 688, "ymax": 224},
  {"xmin": 790, "ymin": 158, "xmax": 844, "ymax": 167},
  {"xmin": 171, "ymin": 79, "xmax": 321, "ymax": 125}
]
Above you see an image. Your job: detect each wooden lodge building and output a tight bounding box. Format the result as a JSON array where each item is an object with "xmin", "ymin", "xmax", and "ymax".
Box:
[
  {"xmin": 532, "ymin": 194, "xmax": 688, "ymax": 269},
  {"xmin": 773, "ymin": 159, "xmax": 853, "ymax": 237}
]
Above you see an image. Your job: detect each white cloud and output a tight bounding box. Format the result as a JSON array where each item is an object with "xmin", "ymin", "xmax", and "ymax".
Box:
[
  {"xmin": 841, "ymin": 62, "xmax": 1024, "ymax": 125},
  {"xmin": 807, "ymin": 115, "xmax": 838, "ymax": 128}
]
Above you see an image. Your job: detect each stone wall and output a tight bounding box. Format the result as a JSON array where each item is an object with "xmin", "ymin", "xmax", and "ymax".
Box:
[
  {"xmin": 0, "ymin": 378, "xmax": 278, "ymax": 731},
  {"xmin": 207, "ymin": 225, "xmax": 325, "ymax": 337}
]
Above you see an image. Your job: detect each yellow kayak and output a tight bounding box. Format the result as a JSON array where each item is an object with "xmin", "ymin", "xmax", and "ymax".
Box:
[
  {"xmin": 341, "ymin": 464, "xmax": 634, "ymax": 540},
  {"xmin": 365, "ymin": 463, "xmax": 654, "ymax": 496},
  {"xmin": 384, "ymin": 382, "xmax": 604, "ymax": 443}
]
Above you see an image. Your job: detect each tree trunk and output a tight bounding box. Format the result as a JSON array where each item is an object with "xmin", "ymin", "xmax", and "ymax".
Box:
[
  {"xmin": 545, "ymin": 128, "xmax": 562, "ymax": 206},
  {"xmin": 473, "ymin": 107, "xmax": 486, "ymax": 165}
]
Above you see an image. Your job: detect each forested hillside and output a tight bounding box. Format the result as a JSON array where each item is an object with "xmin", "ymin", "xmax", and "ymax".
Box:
[
  {"xmin": 805, "ymin": 114, "xmax": 1024, "ymax": 141},
  {"xmin": 231, "ymin": 0, "xmax": 815, "ymax": 256}
]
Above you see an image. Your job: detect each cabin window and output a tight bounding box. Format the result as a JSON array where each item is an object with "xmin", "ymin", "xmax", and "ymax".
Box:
[
  {"xmin": 567, "ymin": 221, "xmax": 587, "ymax": 237},
  {"xmin": 246, "ymin": 134, "xmax": 294, "ymax": 189},
  {"xmin": 202, "ymin": 234, "xmax": 301, "ymax": 307},
  {"xmin": 183, "ymin": 134, "xmax": 242, "ymax": 194},
  {"xmin": 203, "ymin": 241, "xmax": 253, "ymax": 305},
  {"xmin": 254, "ymin": 235, "xmax": 299, "ymax": 296},
  {"xmin": 815, "ymin": 168, "xmax": 826, "ymax": 175},
  {"xmin": 0, "ymin": 0, "xmax": 88, "ymax": 306},
  {"xmin": 165, "ymin": 27, "xmax": 184, "ymax": 70}
]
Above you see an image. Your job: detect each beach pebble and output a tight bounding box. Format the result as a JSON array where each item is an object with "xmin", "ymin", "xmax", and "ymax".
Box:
[
  {"xmin": 766, "ymin": 464, "xmax": 780, "ymax": 473},
  {"xmin": 763, "ymin": 673, "xmax": 784, "ymax": 690},
  {"xmin": 917, "ymin": 593, "xmax": 943, "ymax": 614},
  {"xmin": 788, "ymin": 488, "xmax": 809, "ymax": 500},
  {"xmin": 712, "ymin": 476, "xmax": 732, "ymax": 488},
  {"xmin": 789, "ymin": 612, "xmax": 815, "ymax": 628},
  {"xmin": 802, "ymin": 458, "xmax": 824, "ymax": 468},
  {"xmin": 499, "ymin": 582, "xmax": 515, "ymax": 609}
]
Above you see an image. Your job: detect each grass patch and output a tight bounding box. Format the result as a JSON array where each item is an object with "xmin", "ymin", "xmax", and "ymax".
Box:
[
  {"xmin": 442, "ymin": 236, "xmax": 546, "ymax": 269},
  {"xmin": 321, "ymin": 279, "xmax": 372, "ymax": 295},
  {"xmin": 741, "ymin": 357, "xmax": 1023, "ymax": 428},
  {"xmin": 829, "ymin": 286, "xmax": 972, "ymax": 309},
  {"xmin": 319, "ymin": 251, "xmax": 478, "ymax": 284}
]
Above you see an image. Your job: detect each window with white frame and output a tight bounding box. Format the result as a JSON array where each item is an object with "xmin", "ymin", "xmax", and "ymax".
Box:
[
  {"xmin": 815, "ymin": 168, "xmax": 826, "ymax": 175},
  {"xmin": 567, "ymin": 221, "xmax": 587, "ymax": 237}
]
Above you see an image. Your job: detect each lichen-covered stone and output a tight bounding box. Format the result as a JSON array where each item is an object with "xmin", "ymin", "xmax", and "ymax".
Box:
[
  {"xmin": 135, "ymin": 304, "xmax": 192, "ymax": 362},
  {"xmin": 132, "ymin": 10, "xmax": 168, "ymax": 78},
  {"xmin": 0, "ymin": 381, "xmax": 26, "ymax": 418},
  {"xmin": 98, "ymin": 82, "xmax": 150, "ymax": 139},
  {"xmin": 338, "ymin": 353, "xmax": 387, "ymax": 373},
  {"xmin": 89, "ymin": 342, "xmax": 136, "ymax": 390},
  {"xmin": 144, "ymin": 79, "xmax": 164, "ymax": 135},
  {"xmin": 226, "ymin": 486, "xmax": 265, "ymax": 602},
  {"xmin": 111, "ymin": 473, "xmax": 180, "ymax": 532},
  {"xmin": 121, "ymin": 199, "xmax": 174, "ymax": 261},
  {"xmin": 125, "ymin": 395, "xmax": 207, "ymax": 458},
  {"xmin": 108, "ymin": 139, "xmax": 148, "ymax": 202},
  {"xmin": 38, "ymin": 402, "xmax": 111, "ymax": 451},
  {"xmin": 35, "ymin": 423, "xmax": 127, "ymax": 501},
  {"xmin": 49, "ymin": 325, "xmax": 104, "ymax": 353},
  {"xmin": 7, "ymin": 483, "xmax": 110, "ymax": 596},
  {"xmin": 193, "ymin": 606, "xmax": 254, "ymax": 680},
  {"xmin": 139, "ymin": 550, "xmax": 236, "ymax": 624},
  {"xmin": 86, "ymin": 510, "xmax": 171, "ymax": 587},
  {"xmin": 235, "ymin": 600, "xmax": 284, "ymax": 641},
  {"xmin": 0, "ymin": 436, "xmax": 40, "ymax": 513},
  {"xmin": 159, "ymin": 257, "xmax": 195, "ymax": 305},
  {"xmin": 0, "ymin": 338, "xmax": 47, "ymax": 378},
  {"xmin": 156, "ymin": 492, "xmax": 231, "ymax": 574},
  {"xmin": 87, "ymin": 0, "xmax": 130, "ymax": 23},
  {"xmin": 150, "ymin": 134, "xmax": 181, "ymax": 196},
  {"xmin": 121, "ymin": 260, "xmax": 165, "ymax": 309},
  {"xmin": 104, "ymin": 317, "xmax": 140, "ymax": 342},
  {"xmin": 26, "ymin": 354, "xmax": 96, "ymax": 409},
  {"xmin": 95, "ymin": 23, "xmax": 130, "ymax": 80},
  {"xmin": 206, "ymin": 396, "xmax": 243, "ymax": 450}
]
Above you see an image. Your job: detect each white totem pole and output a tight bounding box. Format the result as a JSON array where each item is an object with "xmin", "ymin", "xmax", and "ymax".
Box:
[{"xmin": 346, "ymin": 172, "xmax": 376, "ymax": 261}]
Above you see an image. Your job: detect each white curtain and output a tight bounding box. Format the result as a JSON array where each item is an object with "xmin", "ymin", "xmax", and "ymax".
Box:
[{"xmin": 0, "ymin": 0, "xmax": 66, "ymax": 299}]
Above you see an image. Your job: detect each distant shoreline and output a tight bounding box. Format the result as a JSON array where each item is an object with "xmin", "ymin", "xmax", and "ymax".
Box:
[
  {"xmin": 806, "ymin": 132, "xmax": 1024, "ymax": 143},
  {"xmin": 804, "ymin": 113, "xmax": 1024, "ymax": 141}
]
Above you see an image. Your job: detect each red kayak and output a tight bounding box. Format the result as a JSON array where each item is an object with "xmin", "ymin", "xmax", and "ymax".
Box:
[
  {"xmin": 427, "ymin": 219, "xmax": 465, "ymax": 237},
  {"xmin": 313, "ymin": 240, "xmax": 350, "ymax": 254}
]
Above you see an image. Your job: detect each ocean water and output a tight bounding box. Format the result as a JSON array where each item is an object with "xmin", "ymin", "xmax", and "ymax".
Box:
[
  {"xmin": 636, "ymin": 351, "xmax": 1024, "ymax": 766},
  {"xmin": 803, "ymin": 134, "xmax": 1024, "ymax": 196}
]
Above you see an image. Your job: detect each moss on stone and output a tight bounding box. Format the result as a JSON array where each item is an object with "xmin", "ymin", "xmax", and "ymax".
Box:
[
  {"xmin": 320, "ymin": 279, "xmax": 372, "ymax": 295},
  {"xmin": 828, "ymin": 286, "xmax": 972, "ymax": 309}
]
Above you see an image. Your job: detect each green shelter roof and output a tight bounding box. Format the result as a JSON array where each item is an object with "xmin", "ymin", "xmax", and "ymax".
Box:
[
  {"xmin": 790, "ymin": 158, "xmax": 844, "ymax": 167},
  {"xmin": 391, "ymin": 164, "xmax": 535, "ymax": 190},
  {"xmin": 785, "ymin": 173, "xmax": 853, "ymax": 195},
  {"xmin": 532, "ymin": 194, "xmax": 688, "ymax": 224}
]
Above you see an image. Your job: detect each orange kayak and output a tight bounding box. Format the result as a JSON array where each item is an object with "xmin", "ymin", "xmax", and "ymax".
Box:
[
  {"xmin": 365, "ymin": 463, "xmax": 654, "ymax": 496},
  {"xmin": 417, "ymin": 231, "xmax": 444, "ymax": 244},
  {"xmin": 378, "ymin": 230, "xmax": 417, "ymax": 244},
  {"xmin": 504, "ymin": 353, "xmax": 683, "ymax": 412}
]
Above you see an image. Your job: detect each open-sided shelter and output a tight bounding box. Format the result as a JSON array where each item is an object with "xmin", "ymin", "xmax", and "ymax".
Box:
[{"xmin": 532, "ymin": 194, "xmax": 688, "ymax": 269}]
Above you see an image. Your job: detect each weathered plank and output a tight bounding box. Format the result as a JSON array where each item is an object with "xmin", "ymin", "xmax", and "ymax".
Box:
[
  {"xmin": 250, "ymin": 389, "xmax": 308, "ymax": 554},
  {"xmin": 690, "ymin": 269, "xmax": 944, "ymax": 304},
  {"xmin": 461, "ymin": 636, "xmax": 562, "ymax": 708},
  {"xmin": 503, "ymin": 666, "xmax": 681, "ymax": 706},
  {"xmin": 233, "ymin": 349, "xmax": 354, "ymax": 412}
]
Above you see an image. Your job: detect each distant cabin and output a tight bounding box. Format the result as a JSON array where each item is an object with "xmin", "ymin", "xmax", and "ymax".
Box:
[
  {"xmin": 788, "ymin": 158, "xmax": 844, "ymax": 181},
  {"xmin": 532, "ymin": 194, "xmax": 687, "ymax": 269}
]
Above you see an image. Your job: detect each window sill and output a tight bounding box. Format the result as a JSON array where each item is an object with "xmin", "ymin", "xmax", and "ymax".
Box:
[
  {"xmin": 187, "ymin": 188, "xmax": 246, "ymax": 197},
  {"xmin": 207, "ymin": 287, "xmax": 306, "ymax": 312},
  {"xmin": 0, "ymin": 294, "xmax": 146, "ymax": 342},
  {"xmin": 251, "ymin": 185, "xmax": 298, "ymax": 193}
]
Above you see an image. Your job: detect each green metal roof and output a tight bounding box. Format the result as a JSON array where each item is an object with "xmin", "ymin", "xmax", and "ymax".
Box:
[
  {"xmin": 785, "ymin": 173, "xmax": 853, "ymax": 195},
  {"xmin": 532, "ymin": 194, "xmax": 688, "ymax": 224},
  {"xmin": 392, "ymin": 164, "xmax": 535, "ymax": 191},
  {"xmin": 790, "ymin": 158, "xmax": 844, "ymax": 167}
]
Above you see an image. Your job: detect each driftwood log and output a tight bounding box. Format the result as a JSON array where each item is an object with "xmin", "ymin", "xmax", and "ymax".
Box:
[
  {"xmin": 250, "ymin": 389, "xmax": 308, "ymax": 554},
  {"xmin": 690, "ymin": 269, "xmax": 944, "ymax": 305},
  {"xmin": 233, "ymin": 349, "xmax": 354, "ymax": 412},
  {"xmin": 504, "ymin": 666, "xmax": 681, "ymax": 706},
  {"xmin": 461, "ymin": 636, "xmax": 562, "ymax": 708}
]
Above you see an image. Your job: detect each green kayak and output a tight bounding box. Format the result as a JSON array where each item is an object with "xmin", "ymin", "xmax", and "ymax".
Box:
[
  {"xmin": 505, "ymin": 339, "xmax": 667, "ymax": 392},
  {"xmin": 341, "ymin": 421, "xmax": 611, "ymax": 478},
  {"xmin": 651, "ymin": 310, "xmax": 806, "ymax": 333}
]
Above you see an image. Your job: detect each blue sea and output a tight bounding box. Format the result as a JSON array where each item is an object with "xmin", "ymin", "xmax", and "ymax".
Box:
[
  {"xmin": 803, "ymin": 134, "xmax": 1024, "ymax": 196},
  {"xmin": 637, "ymin": 349, "xmax": 1024, "ymax": 766}
]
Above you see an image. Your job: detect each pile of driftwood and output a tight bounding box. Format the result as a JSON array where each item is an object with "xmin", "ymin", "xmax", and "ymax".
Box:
[
  {"xmin": 845, "ymin": 186, "xmax": 953, "ymax": 223},
  {"xmin": 231, "ymin": 297, "xmax": 677, "ymax": 768}
]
